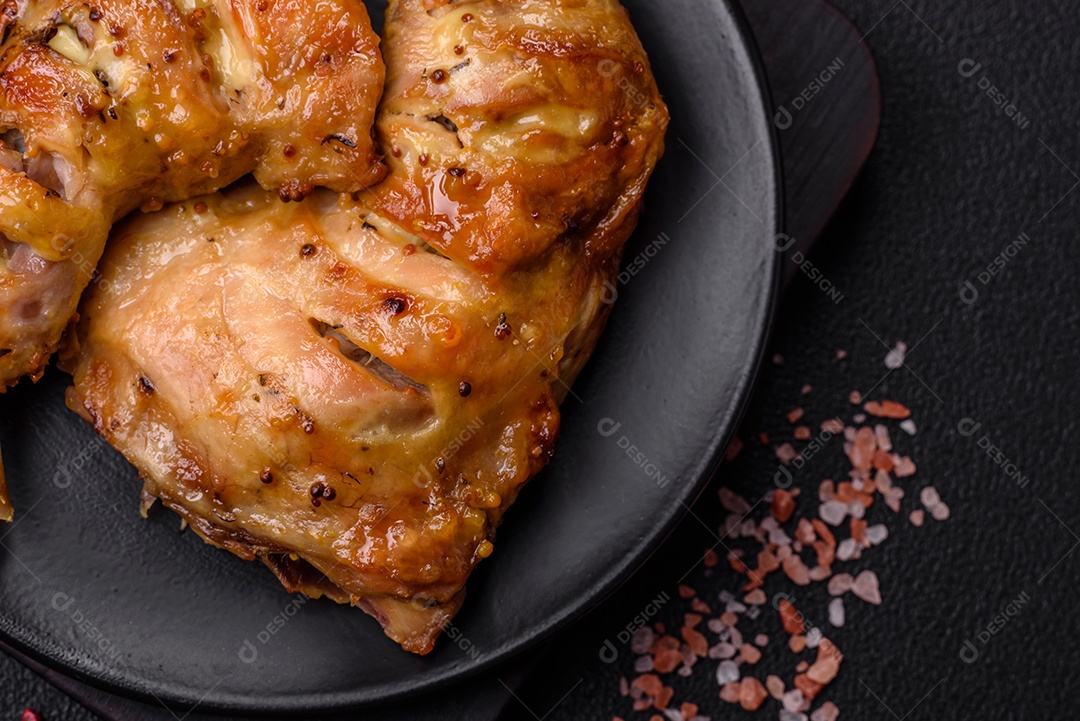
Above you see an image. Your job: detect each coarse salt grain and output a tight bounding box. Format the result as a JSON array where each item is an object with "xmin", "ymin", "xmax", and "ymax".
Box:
[
  {"xmin": 781, "ymin": 689, "xmax": 807, "ymax": 713},
  {"xmin": 827, "ymin": 573, "xmax": 853, "ymax": 596},
  {"xmin": 811, "ymin": 701, "xmax": 840, "ymax": 721},
  {"xmin": 776, "ymin": 443, "xmax": 799, "ymax": 465},
  {"xmin": 819, "ymin": 501, "xmax": 848, "ymax": 526},
  {"xmin": 716, "ymin": 660, "xmax": 740, "ymax": 685},
  {"xmin": 866, "ymin": 524, "xmax": 889, "ymax": 545},
  {"xmin": 931, "ymin": 502, "xmax": 951, "ymax": 521},
  {"xmin": 740, "ymin": 677, "xmax": 768, "ymax": 711},
  {"xmin": 828, "ymin": 598, "xmax": 845, "ymax": 627},
  {"xmin": 719, "ymin": 487, "xmax": 752, "ymax": 515},
  {"xmin": 900, "ymin": 419, "xmax": 917, "ymax": 435},
  {"xmin": 920, "ymin": 486, "xmax": 941, "ymax": 509},
  {"xmin": 836, "ymin": 538, "xmax": 860, "ymax": 561},
  {"xmin": 910, "ymin": 509, "xmax": 925, "ymax": 526},
  {"xmin": 632, "ymin": 627, "xmax": 654, "ymax": 654},
  {"xmin": 885, "ymin": 342, "xmax": 907, "ymax": 369},
  {"xmin": 744, "ymin": 589, "xmax": 767, "ymax": 606},
  {"xmin": 851, "ymin": 570, "xmax": 882, "ymax": 605}
]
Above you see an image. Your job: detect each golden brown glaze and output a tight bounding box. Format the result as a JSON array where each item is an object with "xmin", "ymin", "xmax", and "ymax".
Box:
[
  {"xmin": 65, "ymin": 0, "xmax": 667, "ymax": 653},
  {"xmin": 0, "ymin": 0, "xmax": 386, "ymax": 390}
]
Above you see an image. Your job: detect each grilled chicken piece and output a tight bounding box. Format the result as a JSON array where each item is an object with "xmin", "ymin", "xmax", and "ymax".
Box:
[
  {"xmin": 0, "ymin": 0, "xmax": 386, "ymax": 391},
  {"xmin": 64, "ymin": 0, "xmax": 668, "ymax": 654}
]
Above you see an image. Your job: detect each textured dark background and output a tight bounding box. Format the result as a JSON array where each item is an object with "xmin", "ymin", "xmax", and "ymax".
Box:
[{"xmin": 4, "ymin": 0, "xmax": 1080, "ymax": 718}]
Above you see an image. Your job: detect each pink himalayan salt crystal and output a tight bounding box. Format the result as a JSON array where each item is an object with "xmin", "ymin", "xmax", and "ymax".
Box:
[
  {"xmin": 851, "ymin": 570, "xmax": 882, "ymax": 605},
  {"xmin": 885, "ymin": 487, "xmax": 904, "ymax": 512},
  {"xmin": 894, "ymin": 455, "xmax": 917, "ymax": 477},
  {"xmin": 776, "ymin": 443, "xmax": 799, "ymax": 465},
  {"xmin": 836, "ymin": 538, "xmax": 861, "ymax": 561},
  {"xmin": 931, "ymin": 502, "xmax": 951, "ymax": 521},
  {"xmin": 910, "ymin": 509, "xmax": 925, "ymax": 526},
  {"xmin": 828, "ymin": 597, "xmax": 845, "ymax": 627},
  {"xmin": 766, "ymin": 674, "xmax": 785, "ymax": 699},
  {"xmin": 783, "ymin": 555, "xmax": 812, "ymax": 586},
  {"xmin": 782, "ymin": 689, "xmax": 808, "ymax": 713},
  {"xmin": 920, "ymin": 486, "xmax": 941, "ymax": 508},
  {"xmin": 811, "ymin": 701, "xmax": 841, "ymax": 721},
  {"xmin": 819, "ymin": 480, "xmax": 835, "ymax": 502},
  {"xmin": 874, "ymin": 423, "xmax": 893, "ymax": 451},
  {"xmin": 719, "ymin": 487, "xmax": 751, "ymax": 515},
  {"xmin": 828, "ymin": 573, "xmax": 854, "ymax": 596},
  {"xmin": 819, "ymin": 500, "xmax": 848, "ymax": 526},
  {"xmin": 744, "ymin": 589, "xmax": 767, "ymax": 606},
  {"xmin": 885, "ymin": 341, "xmax": 907, "ymax": 369},
  {"xmin": 849, "ymin": 427, "xmax": 877, "ymax": 471}
]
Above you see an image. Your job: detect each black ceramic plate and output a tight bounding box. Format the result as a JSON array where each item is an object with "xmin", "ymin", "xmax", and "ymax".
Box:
[{"xmin": 0, "ymin": 0, "xmax": 780, "ymax": 713}]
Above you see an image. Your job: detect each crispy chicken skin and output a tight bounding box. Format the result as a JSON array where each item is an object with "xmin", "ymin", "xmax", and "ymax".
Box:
[
  {"xmin": 64, "ymin": 0, "xmax": 667, "ymax": 653},
  {"xmin": 0, "ymin": 0, "xmax": 386, "ymax": 391}
]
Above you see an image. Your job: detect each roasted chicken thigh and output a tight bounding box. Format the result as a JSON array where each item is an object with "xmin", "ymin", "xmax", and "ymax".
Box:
[
  {"xmin": 0, "ymin": 0, "xmax": 385, "ymax": 391},
  {"xmin": 64, "ymin": 0, "xmax": 668, "ymax": 653}
]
